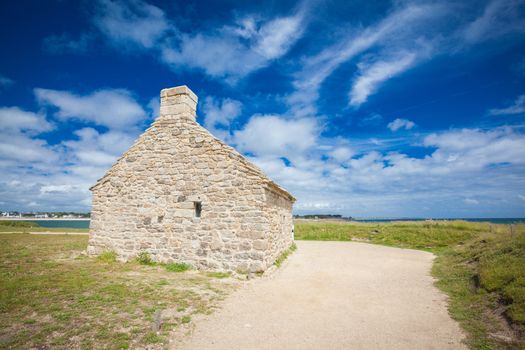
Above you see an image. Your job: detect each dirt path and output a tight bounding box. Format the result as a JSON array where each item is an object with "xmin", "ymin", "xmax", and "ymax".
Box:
[{"xmin": 173, "ymin": 241, "xmax": 466, "ymax": 350}]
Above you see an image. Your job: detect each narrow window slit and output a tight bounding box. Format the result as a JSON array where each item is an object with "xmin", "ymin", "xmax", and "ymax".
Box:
[{"xmin": 194, "ymin": 202, "xmax": 202, "ymax": 218}]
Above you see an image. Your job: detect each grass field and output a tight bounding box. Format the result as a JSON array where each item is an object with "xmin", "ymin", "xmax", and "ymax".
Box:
[
  {"xmin": 295, "ymin": 220, "xmax": 525, "ymax": 349},
  {"xmin": 0, "ymin": 233, "xmax": 237, "ymax": 349},
  {"xmin": 1, "ymin": 220, "xmax": 523, "ymax": 349}
]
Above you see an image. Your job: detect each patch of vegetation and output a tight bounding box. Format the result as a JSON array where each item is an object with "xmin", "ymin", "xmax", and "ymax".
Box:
[
  {"xmin": 274, "ymin": 242, "xmax": 297, "ymax": 267},
  {"xmin": 165, "ymin": 262, "xmax": 191, "ymax": 272},
  {"xmin": 432, "ymin": 229, "xmax": 525, "ymax": 349},
  {"xmin": 295, "ymin": 220, "xmax": 525, "ymax": 349},
  {"xmin": 0, "ymin": 221, "xmax": 40, "ymax": 228},
  {"xmin": 206, "ymin": 271, "xmax": 232, "ymax": 279},
  {"xmin": 97, "ymin": 250, "xmax": 117, "ymax": 263},
  {"xmin": 0, "ymin": 233, "xmax": 237, "ymax": 349},
  {"xmin": 295, "ymin": 220, "xmax": 485, "ymax": 251},
  {"xmin": 136, "ymin": 251, "xmax": 155, "ymax": 265},
  {"xmin": 181, "ymin": 315, "xmax": 191, "ymax": 324},
  {"xmin": 143, "ymin": 332, "xmax": 164, "ymax": 344}
]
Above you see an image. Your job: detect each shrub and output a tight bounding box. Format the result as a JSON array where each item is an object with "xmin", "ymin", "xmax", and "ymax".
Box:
[
  {"xmin": 136, "ymin": 252, "xmax": 155, "ymax": 266},
  {"xmin": 165, "ymin": 262, "xmax": 191, "ymax": 272},
  {"xmin": 97, "ymin": 251, "xmax": 117, "ymax": 263}
]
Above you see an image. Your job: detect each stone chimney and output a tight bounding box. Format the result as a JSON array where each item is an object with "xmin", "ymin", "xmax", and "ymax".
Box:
[{"xmin": 159, "ymin": 85, "xmax": 198, "ymax": 119}]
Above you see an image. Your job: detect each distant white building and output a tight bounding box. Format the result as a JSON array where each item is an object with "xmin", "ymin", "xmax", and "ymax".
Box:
[{"xmin": 1, "ymin": 212, "xmax": 22, "ymax": 218}]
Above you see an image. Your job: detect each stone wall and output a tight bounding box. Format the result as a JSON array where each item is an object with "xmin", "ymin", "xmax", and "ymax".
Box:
[
  {"xmin": 263, "ymin": 188, "xmax": 294, "ymax": 266},
  {"xmin": 87, "ymin": 86, "xmax": 294, "ymax": 272}
]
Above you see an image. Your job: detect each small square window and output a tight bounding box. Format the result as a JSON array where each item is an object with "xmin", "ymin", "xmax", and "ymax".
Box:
[{"xmin": 194, "ymin": 201, "xmax": 202, "ymax": 218}]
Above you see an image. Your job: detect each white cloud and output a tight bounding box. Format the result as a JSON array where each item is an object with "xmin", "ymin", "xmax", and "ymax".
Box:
[
  {"xmin": 233, "ymin": 115, "xmax": 319, "ymax": 160},
  {"xmin": 35, "ymin": 88, "xmax": 147, "ymax": 129},
  {"xmin": 0, "ymin": 134, "xmax": 58, "ymax": 163},
  {"xmin": 287, "ymin": 3, "xmax": 447, "ymax": 116},
  {"xmin": 43, "ymin": 32, "xmax": 95, "ymax": 54},
  {"xmin": 329, "ymin": 147, "xmax": 354, "ymax": 162},
  {"xmin": 387, "ymin": 118, "xmax": 416, "ymax": 132},
  {"xmin": 161, "ymin": 34, "xmax": 260, "ymax": 81},
  {"xmin": 63, "ymin": 127, "xmax": 137, "ymax": 165},
  {"xmin": 40, "ymin": 185, "xmax": 75, "ymax": 194},
  {"xmin": 463, "ymin": 0, "xmax": 525, "ymax": 44},
  {"xmin": 147, "ymin": 97, "xmax": 160, "ymax": 119},
  {"xmin": 0, "ymin": 74, "xmax": 13, "ymax": 87},
  {"xmin": 349, "ymin": 52, "xmax": 417, "ymax": 107},
  {"xmin": 94, "ymin": 0, "xmax": 170, "ymax": 48},
  {"xmin": 358, "ymin": 114, "xmax": 383, "ymax": 127},
  {"xmin": 0, "ymin": 107, "xmax": 56, "ymax": 164},
  {"xmin": 235, "ymin": 124, "xmax": 525, "ymax": 217},
  {"xmin": 488, "ymin": 94, "xmax": 525, "ymax": 115},
  {"xmin": 202, "ymin": 96, "xmax": 242, "ymax": 140},
  {"xmin": 464, "ymin": 198, "xmax": 479, "ymax": 205},
  {"xmin": 0, "ymin": 122, "xmax": 138, "ymax": 212},
  {"xmin": 161, "ymin": 13, "xmax": 304, "ymax": 82},
  {"xmin": 0, "ymin": 107, "xmax": 53, "ymax": 134},
  {"xmin": 518, "ymin": 194, "xmax": 525, "ymax": 202},
  {"xmin": 0, "ymin": 86, "xmax": 148, "ymax": 212},
  {"xmin": 252, "ymin": 15, "xmax": 304, "ymax": 60},
  {"xmin": 44, "ymin": 0, "xmax": 304, "ymax": 82},
  {"xmin": 286, "ymin": 0, "xmax": 523, "ymax": 116}
]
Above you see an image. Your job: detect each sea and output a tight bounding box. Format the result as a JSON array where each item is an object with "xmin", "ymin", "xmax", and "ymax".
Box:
[
  {"xmin": 17, "ymin": 220, "xmax": 91, "ymax": 229},
  {"xmin": 8, "ymin": 218, "xmax": 525, "ymax": 229}
]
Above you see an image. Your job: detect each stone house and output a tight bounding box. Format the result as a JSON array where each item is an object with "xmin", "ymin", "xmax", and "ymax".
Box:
[{"xmin": 87, "ymin": 85, "xmax": 295, "ymax": 272}]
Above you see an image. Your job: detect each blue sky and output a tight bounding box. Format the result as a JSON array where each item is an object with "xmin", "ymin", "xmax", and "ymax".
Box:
[{"xmin": 1, "ymin": 0, "xmax": 525, "ymax": 218}]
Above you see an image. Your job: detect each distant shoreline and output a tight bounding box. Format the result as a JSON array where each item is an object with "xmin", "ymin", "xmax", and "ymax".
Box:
[{"xmin": 0, "ymin": 218, "xmax": 89, "ymax": 221}]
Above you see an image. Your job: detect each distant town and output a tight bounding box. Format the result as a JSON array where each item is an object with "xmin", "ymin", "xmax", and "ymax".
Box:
[
  {"xmin": 293, "ymin": 214, "xmax": 353, "ymax": 220},
  {"xmin": 1, "ymin": 211, "xmax": 91, "ymax": 219}
]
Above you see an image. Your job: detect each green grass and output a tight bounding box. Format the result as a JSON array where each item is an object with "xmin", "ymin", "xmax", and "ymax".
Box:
[
  {"xmin": 274, "ymin": 242, "xmax": 297, "ymax": 267},
  {"xmin": 136, "ymin": 251, "xmax": 155, "ymax": 265},
  {"xmin": 97, "ymin": 250, "xmax": 118, "ymax": 263},
  {"xmin": 206, "ymin": 271, "xmax": 232, "ymax": 279},
  {"xmin": 0, "ymin": 233, "xmax": 237, "ymax": 349},
  {"xmin": 166, "ymin": 262, "xmax": 192, "ymax": 272},
  {"xmin": 295, "ymin": 220, "xmax": 525, "ymax": 349},
  {"xmin": 0, "ymin": 221, "xmax": 40, "ymax": 228},
  {"xmin": 143, "ymin": 332, "xmax": 163, "ymax": 344},
  {"xmin": 295, "ymin": 220, "xmax": 484, "ymax": 251}
]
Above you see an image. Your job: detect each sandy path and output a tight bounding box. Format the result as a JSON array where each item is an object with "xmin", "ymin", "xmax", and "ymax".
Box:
[{"xmin": 174, "ymin": 241, "xmax": 466, "ymax": 350}]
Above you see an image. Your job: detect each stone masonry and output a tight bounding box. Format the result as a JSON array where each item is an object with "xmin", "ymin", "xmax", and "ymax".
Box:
[{"xmin": 87, "ymin": 85, "xmax": 295, "ymax": 272}]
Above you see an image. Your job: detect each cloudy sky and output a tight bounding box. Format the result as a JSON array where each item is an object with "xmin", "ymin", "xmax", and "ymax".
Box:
[{"xmin": 1, "ymin": 0, "xmax": 525, "ymax": 218}]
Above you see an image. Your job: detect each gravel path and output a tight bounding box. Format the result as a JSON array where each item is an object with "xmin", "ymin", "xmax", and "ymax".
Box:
[{"xmin": 174, "ymin": 241, "xmax": 466, "ymax": 350}]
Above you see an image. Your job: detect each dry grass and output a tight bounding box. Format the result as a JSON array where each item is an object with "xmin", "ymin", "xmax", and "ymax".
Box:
[{"xmin": 0, "ymin": 233, "xmax": 237, "ymax": 349}]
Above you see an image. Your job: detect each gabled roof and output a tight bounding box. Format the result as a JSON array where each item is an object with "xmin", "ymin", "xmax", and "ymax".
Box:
[{"xmin": 90, "ymin": 86, "xmax": 295, "ymax": 203}]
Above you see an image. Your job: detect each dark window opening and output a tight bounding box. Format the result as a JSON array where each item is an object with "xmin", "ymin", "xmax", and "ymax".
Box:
[{"xmin": 194, "ymin": 202, "xmax": 202, "ymax": 218}]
